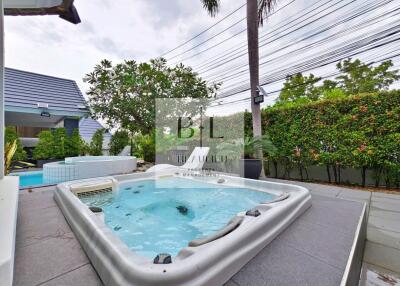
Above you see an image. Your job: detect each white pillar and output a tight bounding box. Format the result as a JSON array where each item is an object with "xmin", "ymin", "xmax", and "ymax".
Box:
[{"xmin": 0, "ymin": 0, "xmax": 4, "ymax": 179}]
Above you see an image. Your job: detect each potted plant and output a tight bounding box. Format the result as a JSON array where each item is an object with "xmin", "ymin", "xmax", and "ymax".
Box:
[{"xmin": 217, "ymin": 135, "xmax": 277, "ymax": 179}]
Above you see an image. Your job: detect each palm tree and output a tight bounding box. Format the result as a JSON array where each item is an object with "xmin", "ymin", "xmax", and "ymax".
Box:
[{"xmin": 201, "ymin": 0, "xmax": 278, "ymax": 177}]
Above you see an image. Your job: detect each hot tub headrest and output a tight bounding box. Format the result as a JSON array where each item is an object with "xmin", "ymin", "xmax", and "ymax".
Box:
[{"xmin": 188, "ymin": 216, "xmax": 244, "ymax": 247}]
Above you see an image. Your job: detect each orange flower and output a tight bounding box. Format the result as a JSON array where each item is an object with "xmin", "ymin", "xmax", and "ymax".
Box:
[{"xmin": 358, "ymin": 144, "xmax": 366, "ymax": 152}]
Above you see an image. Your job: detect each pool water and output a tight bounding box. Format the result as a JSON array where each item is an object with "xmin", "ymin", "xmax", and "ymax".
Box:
[
  {"xmin": 13, "ymin": 171, "xmax": 60, "ymax": 188},
  {"xmin": 80, "ymin": 177, "xmax": 275, "ymax": 259}
]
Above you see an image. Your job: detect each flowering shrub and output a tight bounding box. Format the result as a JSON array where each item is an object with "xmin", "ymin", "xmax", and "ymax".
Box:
[{"xmin": 261, "ymin": 90, "xmax": 400, "ymax": 187}]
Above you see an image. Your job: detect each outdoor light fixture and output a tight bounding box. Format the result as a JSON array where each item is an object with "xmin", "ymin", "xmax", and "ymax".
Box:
[
  {"xmin": 254, "ymin": 85, "xmax": 267, "ymax": 104},
  {"xmin": 40, "ymin": 111, "xmax": 51, "ymax": 117},
  {"xmin": 37, "ymin": 102, "xmax": 49, "ymax": 109}
]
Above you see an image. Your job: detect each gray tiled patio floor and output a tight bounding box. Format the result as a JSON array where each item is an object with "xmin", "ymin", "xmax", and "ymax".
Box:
[{"xmin": 14, "ymin": 179, "xmax": 398, "ymax": 286}]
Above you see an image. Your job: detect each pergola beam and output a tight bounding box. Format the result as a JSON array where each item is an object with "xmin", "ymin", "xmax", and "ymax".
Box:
[{"xmin": 4, "ymin": 0, "xmax": 80, "ymax": 24}]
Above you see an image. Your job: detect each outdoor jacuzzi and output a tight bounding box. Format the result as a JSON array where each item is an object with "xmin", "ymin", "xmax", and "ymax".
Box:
[
  {"xmin": 43, "ymin": 156, "xmax": 137, "ymax": 184},
  {"xmin": 54, "ymin": 170, "xmax": 311, "ymax": 286}
]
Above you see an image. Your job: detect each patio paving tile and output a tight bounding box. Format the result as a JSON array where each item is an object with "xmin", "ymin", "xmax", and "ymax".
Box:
[
  {"xmin": 278, "ymin": 219, "xmax": 354, "ymax": 269},
  {"xmin": 337, "ymin": 189, "xmax": 372, "ymax": 207},
  {"xmin": 368, "ymin": 212, "xmax": 400, "ymax": 233},
  {"xmin": 298, "ymin": 195, "xmax": 363, "ymax": 235},
  {"xmin": 40, "ymin": 264, "xmax": 103, "ymax": 286},
  {"xmin": 230, "ymin": 239, "xmax": 343, "ymax": 286},
  {"xmin": 16, "ymin": 205, "xmax": 72, "ymax": 248},
  {"xmin": 372, "ymin": 192, "xmax": 400, "ymax": 201},
  {"xmin": 13, "ymin": 232, "xmax": 90, "ymax": 286},
  {"xmin": 364, "ymin": 241, "xmax": 400, "ymax": 274},
  {"xmin": 367, "ymin": 226, "xmax": 400, "ymax": 250},
  {"xmin": 370, "ymin": 200, "xmax": 400, "ymax": 213},
  {"xmin": 18, "ymin": 190, "xmax": 57, "ymax": 213}
]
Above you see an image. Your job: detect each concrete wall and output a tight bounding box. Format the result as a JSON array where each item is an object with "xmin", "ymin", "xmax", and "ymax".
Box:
[{"xmin": 264, "ymin": 161, "xmax": 393, "ymax": 188}]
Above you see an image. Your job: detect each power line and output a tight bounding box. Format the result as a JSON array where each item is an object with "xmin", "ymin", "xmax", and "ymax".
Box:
[
  {"xmin": 158, "ymin": 3, "xmax": 246, "ymax": 58},
  {"xmin": 194, "ymin": 0, "xmax": 334, "ymax": 72},
  {"xmin": 203, "ymin": 0, "xmax": 390, "ymax": 79},
  {"xmin": 211, "ymin": 39, "xmax": 400, "ymax": 108},
  {"xmin": 208, "ymin": 3, "xmax": 399, "ymax": 84},
  {"xmin": 168, "ymin": 0, "xmax": 297, "ymax": 64}
]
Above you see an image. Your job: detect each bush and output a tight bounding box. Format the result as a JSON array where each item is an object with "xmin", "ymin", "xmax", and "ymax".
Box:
[
  {"xmin": 109, "ymin": 130, "xmax": 129, "ymax": 155},
  {"xmin": 261, "ymin": 90, "xmax": 400, "ymax": 187},
  {"xmin": 33, "ymin": 130, "xmax": 54, "ymax": 160},
  {"xmin": 137, "ymin": 133, "xmax": 155, "ymax": 162},
  {"xmin": 33, "ymin": 128, "xmax": 84, "ymax": 160},
  {"xmin": 89, "ymin": 129, "xmax": 104, "ymax": 156},
  {"xmin": 52, "ymin": 128, "xmax": 67, "ymax": 159},
  {"xmin": 5, "ymin": 126, "xmax": 27, "ymax": 161},
  {"xmin": 65, "ymin": 129, "xmax": 82, "ymax": 157}
]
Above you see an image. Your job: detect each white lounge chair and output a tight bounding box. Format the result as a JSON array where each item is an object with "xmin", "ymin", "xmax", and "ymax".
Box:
[
  {"xmin": 146, "ymin": 147, "xmax": 210, "ymax": 173},
  {"xmin": 118, "ymin": 146, "xmax": 131, "ymax": 156}
]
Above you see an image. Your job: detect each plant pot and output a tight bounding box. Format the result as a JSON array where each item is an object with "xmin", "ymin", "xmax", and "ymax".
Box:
[{"xmin": 239, "ymin": 159, "xmax": 262, "ymax": 179}]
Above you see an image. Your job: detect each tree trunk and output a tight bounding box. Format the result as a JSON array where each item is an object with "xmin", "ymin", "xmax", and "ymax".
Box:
[
  {"xmin": 247, "ymin": 0, "xmax": 264, "ymax": 178},
  {"xmin": 273, "ymin": 160, "xmax": 278, "ymax": 178},
  {"xmin": 326, "ymin": 164, "xmax": 331, "ymax": 183},
  {"xmin": 333, "ymin": 165, "xmax": 338, "ymax": 184},
  {"xmin": 374, "ymin": 166, "xmax": 382, "ymax": 188},
  {"xmin": 361, "ymin": 166, "xmax": 367, "ymax": 187}
]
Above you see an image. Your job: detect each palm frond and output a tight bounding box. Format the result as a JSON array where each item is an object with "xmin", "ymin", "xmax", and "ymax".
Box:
[
  {"xmin": 200, "ymin": 0, "xmax": 220, "ymax": 17},
  {"xmin": 258, "ymin": 0, "xmax": 277, "ymax": 26},
  {"xmin": 4, "ymin": 140, "xmax": 17, "ymax": 175}
]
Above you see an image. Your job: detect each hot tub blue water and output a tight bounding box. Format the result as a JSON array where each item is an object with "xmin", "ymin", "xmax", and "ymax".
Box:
[{"xmin": 80, "ymin": 177, "xmax": 276, "ymax": 259}]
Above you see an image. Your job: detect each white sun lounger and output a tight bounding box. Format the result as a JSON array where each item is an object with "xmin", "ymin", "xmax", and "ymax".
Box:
[{"xmin": 146, "ymin": 147, "xmax": 210, "ymax": 173}]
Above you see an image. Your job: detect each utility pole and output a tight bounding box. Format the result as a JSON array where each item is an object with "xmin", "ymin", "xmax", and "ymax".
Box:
[{"xmin": 247, "ymin": 0, "xmax": 265, "ymax": 178}]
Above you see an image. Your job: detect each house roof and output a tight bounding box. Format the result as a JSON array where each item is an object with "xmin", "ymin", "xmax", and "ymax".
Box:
[
  {"xmin": 4, "ymin": 0, "xmax": 81, "ymax": 24},
  {"xmin": 79, "ymin": 117, "xmax": 111, "ymax": 143},
  {"xmin": 4, "ymin": 67, "xmax": 88, "ymax": 116}
]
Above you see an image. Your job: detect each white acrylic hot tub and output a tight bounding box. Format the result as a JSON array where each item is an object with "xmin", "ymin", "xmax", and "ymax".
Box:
[{"xmin": 54, "ymin": 170, "xmax": 311, "ymax": 286}]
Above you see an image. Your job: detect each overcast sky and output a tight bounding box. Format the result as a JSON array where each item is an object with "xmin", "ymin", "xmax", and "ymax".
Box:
[
  {"xmin": 5, "ymin": 0, "xmax": 244, "ymax": 87},
  {"xmin": 4, "ymin": 0, "xmax": 399, "ymax": 115}
]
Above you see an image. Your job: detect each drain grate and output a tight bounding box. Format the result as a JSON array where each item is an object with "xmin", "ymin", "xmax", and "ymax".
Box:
[{"xmin": 77, "ymin": 187, "xmax": 112, "ymax": 198}]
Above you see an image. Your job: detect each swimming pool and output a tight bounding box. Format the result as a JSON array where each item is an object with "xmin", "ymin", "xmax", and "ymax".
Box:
[
  {"xmin": 80, "ymin": 177, "xmax": 276, "ymax": 258},
  {"xmin": 55, "ymin": 170, "xmax": 312, "ymax": 286},
  {"xmin": 11, "ymin": 171, "xmax": 54, "ymax": 189}
]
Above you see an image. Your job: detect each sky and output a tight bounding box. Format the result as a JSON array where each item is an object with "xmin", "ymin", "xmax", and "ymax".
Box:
[
  {"xmin": 4, "ymin": 0, "xmax": 244, "ymax": 88},
  {"xmin": 4, "ymin": 0, "xmax": 400, "ymax": 116}
]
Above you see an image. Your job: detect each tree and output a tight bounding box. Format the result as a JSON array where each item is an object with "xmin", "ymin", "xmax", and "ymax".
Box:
[
  {"xmin": 336, "ymin": 59, "xmax": 399, "ymax": 95},
  {"xmin": 277, "ymin": 59, "xmax": 400, "ymax": 105},
  {"xmin": 109, "ymin": 130, "xmax": 130, "ymax": 155},
  {"xmin": 89, "ymin": 129, "xmax": 104, "ymax": 156},
  {"xmin": 85, "ymin": 58, "xmax": 219, "ymax": 135},
  {"xmin": 278, "ymin": 73, "xmax": 321, "ymax": 102},
  {"xmin": 201, "ymin": 0, "xmax": 279, "ymax": 178},
  {"xmin": 33, "ymin": 131, "xmax": 54, "ymax": 160}
]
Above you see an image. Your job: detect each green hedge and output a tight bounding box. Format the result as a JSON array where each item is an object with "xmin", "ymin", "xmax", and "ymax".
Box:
[{"xmin": 259, "ymin": 90, "xmax": 400, "ymax": 187}]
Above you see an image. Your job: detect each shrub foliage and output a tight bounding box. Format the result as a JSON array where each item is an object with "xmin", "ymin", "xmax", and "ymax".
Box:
[
  {"xmin": 109, "ymin": 130, "xmax": 130, "ymax": 155},
  {"xmin": 261, "ymin": 90, "xmax": 400, "ymax": 187},
  {"xmin": 5, "ymin": 126, "xmax": 27, "ymax": 161},
  {"xmin": 33, "ymin": 128, "xmax": 83, "ymax": 160}
]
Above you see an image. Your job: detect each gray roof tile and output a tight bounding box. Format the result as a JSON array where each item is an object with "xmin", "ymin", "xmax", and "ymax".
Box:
[
  {"xmin": 79, "ymin": 117, "xmax": 111, "ymax": 142},
  {"xmin": 4, "ymin": 67, "xmax": 87, "ymax": 114}
]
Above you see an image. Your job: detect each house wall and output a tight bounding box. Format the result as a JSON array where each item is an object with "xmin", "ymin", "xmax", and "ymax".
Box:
[{"xmin": 64, "ymin": 117, "xmax": 79, "ymax": 136}]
